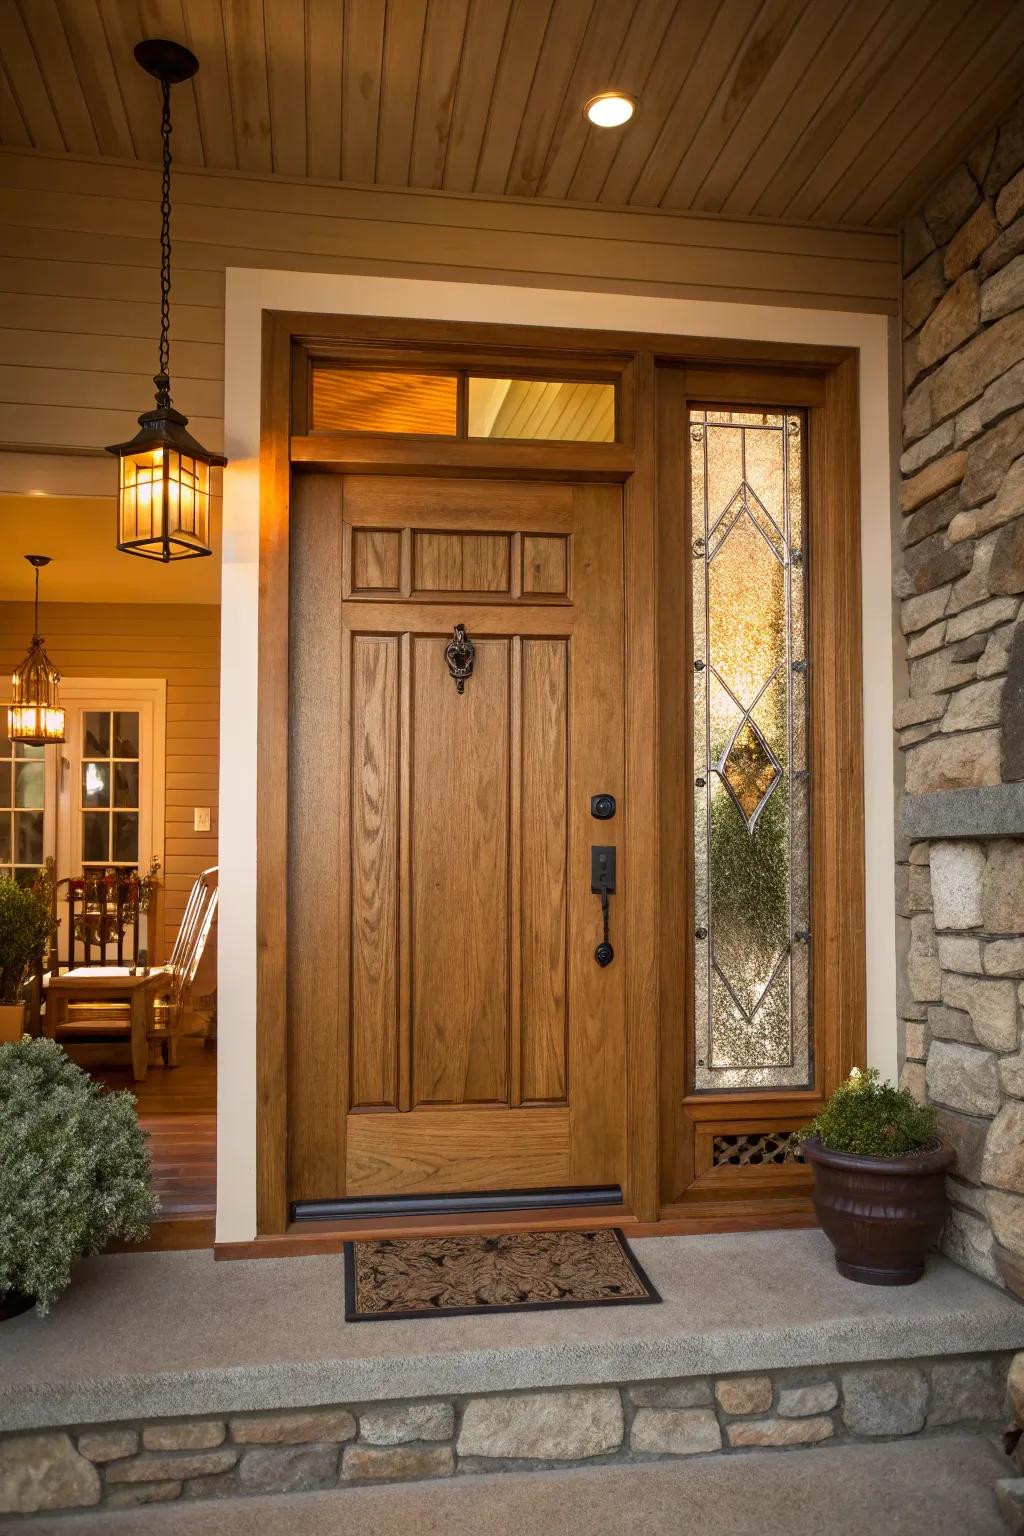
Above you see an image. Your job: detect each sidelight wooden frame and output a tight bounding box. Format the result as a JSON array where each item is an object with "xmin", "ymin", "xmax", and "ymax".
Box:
[{"xmin": 251, "ymin": 310, "xmax": 865, "ymax": 1255}]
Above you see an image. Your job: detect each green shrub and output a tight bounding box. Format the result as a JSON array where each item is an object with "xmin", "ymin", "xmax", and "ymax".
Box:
[
  {"xmin": 0, "ymin": 875, "xmax": 53, "ymax": 1005},
  {"xmin": 0, "ymin": 1036, "xmax": 159, "ymax": 1312},
  {"xmin": 796, "ymin": 1067, "xmax": 937, "ymax": 1158}
]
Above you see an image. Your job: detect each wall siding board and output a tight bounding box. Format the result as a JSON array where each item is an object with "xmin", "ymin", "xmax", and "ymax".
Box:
[
  {"xmin": 0, "ymin": 601, "xmax": 219, "ymax": 958},
  {"xmin": 0, "ymin": 147, "xmax": 896, "ymax": 458}
]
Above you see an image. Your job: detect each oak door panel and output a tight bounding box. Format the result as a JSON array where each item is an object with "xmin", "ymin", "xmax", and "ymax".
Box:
[{"xmin": 346, "ymin": 1107, "xmax": 571, "ymax": 1197}]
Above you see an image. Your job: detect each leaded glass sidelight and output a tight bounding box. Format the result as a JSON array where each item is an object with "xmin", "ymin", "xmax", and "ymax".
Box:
[{"xmin": 690, "ymin": 408, "xmax": 811, "ymax": 1092}]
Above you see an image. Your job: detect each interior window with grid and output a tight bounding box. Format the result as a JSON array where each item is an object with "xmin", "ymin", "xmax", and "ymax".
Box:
[
  {"xmin": 81, "ymin": 710, "xmax": 140, "ymax": 871},
  {"xmin": 0, "ymin": 714, "xmax": 45, "ymax": 887}
]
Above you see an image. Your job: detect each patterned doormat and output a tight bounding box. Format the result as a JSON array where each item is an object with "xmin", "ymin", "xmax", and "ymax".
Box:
[{"xmin": 344, "ymin": 1229, "xmax": 661, "ymax": 1321}]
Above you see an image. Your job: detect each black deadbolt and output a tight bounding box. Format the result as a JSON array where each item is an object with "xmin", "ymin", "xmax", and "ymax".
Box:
[
  {"xmin": 591, "ymin": 793, "xmax": 616, "ymax": 820},
  {"xmin": 595, "ymin": 942, "xmax": 614, "ymax": 968}
]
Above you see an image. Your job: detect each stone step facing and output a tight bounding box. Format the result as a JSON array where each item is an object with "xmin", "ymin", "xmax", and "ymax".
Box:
[{"xmin": 2, "ymin": 1231, "xmax": 1023, "ymax": 1521}]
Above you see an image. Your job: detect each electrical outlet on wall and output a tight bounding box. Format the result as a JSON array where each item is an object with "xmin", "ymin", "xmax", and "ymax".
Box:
[{"xmin": 193, "ymin": 807, "xmax": 211, "ymax": 833}]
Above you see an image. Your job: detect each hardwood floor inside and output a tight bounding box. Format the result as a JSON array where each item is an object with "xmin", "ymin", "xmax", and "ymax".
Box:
[{"xmin": 67, "ymin": 1037, "xmax": 216, "ymax": 1248}]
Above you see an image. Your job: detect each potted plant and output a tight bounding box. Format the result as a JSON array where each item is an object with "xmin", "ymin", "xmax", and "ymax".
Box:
[
  {"xmin": 0, "ymin": 875, "xmax": 53, "ymax": 1041},
  {"xmin": 0, "ymin": 1036, "xmax": 159, "ymax": 1318},
  {"xmin": 797, "ymin": 1067, "xmax": 953, "ymax": 1286}
]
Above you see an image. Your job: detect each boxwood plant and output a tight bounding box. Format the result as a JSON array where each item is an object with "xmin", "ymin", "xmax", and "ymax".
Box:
[
  {"xmin": 0, "ymin": 1036, "xmax": 159, "ymax": 1312},
  {"xmin": 796, "ymin": 1067, "xmax": 937, "ymax": 1159}
]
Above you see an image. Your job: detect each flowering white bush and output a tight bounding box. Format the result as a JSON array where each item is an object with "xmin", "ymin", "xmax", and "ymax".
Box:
[{"xmin": 0, "ymin": 1036, "xmax": 159, "ymax": 1312}]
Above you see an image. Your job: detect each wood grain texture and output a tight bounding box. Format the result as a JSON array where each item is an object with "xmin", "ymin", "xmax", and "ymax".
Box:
[
  {"xmin": 346, "ymin": 1106, "xmax": 570, "ymax": 1196},
  {"xmin": 5, "ymin": 0, "xmax": 1005, "ymax": 233}
]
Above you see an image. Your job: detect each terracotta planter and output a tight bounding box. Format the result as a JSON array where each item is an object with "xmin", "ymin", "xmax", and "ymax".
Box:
[
  {"xmin": 802, "ymin": 1136, "xmax": 954, "ymax": 1286},
  {"xmin": 0, "ymin": 1002, "xmax": 27, "ymax": 1043},
  {"xmin": 0, "ymin": 1291, "xmax": 34, "ymax": 1322}
]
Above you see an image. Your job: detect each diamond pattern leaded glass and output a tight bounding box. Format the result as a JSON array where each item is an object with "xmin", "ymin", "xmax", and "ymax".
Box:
[{"xmin": 691, "ymin": 409, "xmax": 811, "ymax": 1092}]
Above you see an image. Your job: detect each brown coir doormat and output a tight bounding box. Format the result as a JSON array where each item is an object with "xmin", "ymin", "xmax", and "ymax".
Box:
[{"xmin": 344, "ymin": 1228, "xmax": 661, "ymax": 1321}]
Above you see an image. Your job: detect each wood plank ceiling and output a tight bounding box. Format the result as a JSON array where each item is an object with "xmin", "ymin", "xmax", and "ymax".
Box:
[{"xmin": 1, "ymin": 0, "xmax": 1022, "ymax": 231}]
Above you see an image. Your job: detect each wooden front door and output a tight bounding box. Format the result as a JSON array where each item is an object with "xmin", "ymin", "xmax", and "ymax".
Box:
[{"xmin": 286, "ymin": 473, "xmax": 626, "ymax": 1208}]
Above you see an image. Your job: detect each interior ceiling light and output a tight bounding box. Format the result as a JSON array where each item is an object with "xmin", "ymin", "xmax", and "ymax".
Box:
[
  {"xmin": 107, "ymin": 39, "xmax": 226, "ymax": 562},
  {"xmin": 584, "ymin": 92, "xmax": 636, "ymax": 128},
  {"xmin": 9, "ymin": 556, "xmax": 65, "ymax": 746}
]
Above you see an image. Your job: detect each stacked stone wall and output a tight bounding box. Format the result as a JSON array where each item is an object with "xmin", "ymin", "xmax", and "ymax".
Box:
[{"xmin": 898, "ymin": 97, "xmax": 1024, "ymax": 1299}]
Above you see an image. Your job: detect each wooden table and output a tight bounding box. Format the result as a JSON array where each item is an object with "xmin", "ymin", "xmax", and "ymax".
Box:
[{"xmin": 45, "ymin": 969, "xmax": 168, "ymax": 1082}]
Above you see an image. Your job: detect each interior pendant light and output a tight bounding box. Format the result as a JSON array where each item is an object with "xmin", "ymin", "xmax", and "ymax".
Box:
[
  {"xmin": 107, "ymin": 40, "xmax": 226, "ymax": 562},
  {"xmin": 9, "ymin": 556, "xmax": 65, "ymax": 746}
]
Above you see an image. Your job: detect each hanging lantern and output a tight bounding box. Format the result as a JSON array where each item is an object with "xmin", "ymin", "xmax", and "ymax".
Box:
[
  {"xmin": 9, "ymin": 556, "xmax": 65, "ymax": 746},
  {"xmin": 107, "ymin": 40, "xmax": 226, "ymax": 562}
]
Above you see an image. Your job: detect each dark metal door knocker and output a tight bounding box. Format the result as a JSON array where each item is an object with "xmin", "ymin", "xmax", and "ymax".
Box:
[{"xmin": 445, "ymin": 623, "xmax": 475, "ymax": 694}]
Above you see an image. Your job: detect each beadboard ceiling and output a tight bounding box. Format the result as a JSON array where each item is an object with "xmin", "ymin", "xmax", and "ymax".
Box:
[{"xmin": 1, "ymin": 0, "xmax": 1023, "ymax": 231}]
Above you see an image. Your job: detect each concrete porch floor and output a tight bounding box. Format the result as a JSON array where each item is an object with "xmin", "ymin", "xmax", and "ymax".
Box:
[
  {"xmin": 3, "ymin": 1229, "xmax": 1023, "ymax": 1431},
  {"xmin": 30, "ymin": 1436, "xmax": 1011, "ymax": 1536}
]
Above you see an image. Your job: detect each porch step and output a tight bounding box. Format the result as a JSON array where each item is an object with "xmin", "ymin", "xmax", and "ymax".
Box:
[
  {"xmin": 4, "ymin": 1229, "xmax": 1023, "ymax": 1429},
  {"xmin": 32, "ymin": 1435, "xmax": 1012, "ymax": 1536}
]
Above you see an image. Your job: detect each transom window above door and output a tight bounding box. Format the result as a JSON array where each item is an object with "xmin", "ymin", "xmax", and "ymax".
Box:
[{"xmin": 309, "ymin": 366, "xmax": 617, "ymax": 442}]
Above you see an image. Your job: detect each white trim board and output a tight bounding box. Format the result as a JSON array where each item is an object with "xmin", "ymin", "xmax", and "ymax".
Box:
[{"xmin": 218, "ymin": 269, "xmax": 897, "ymax": 1245}]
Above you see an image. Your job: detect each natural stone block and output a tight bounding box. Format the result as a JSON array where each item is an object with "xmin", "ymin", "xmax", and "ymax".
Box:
[
  {"xmin": 714, "ymin": 1376, "xmax": 773, "ymax": 1415},
  {"xmin": 1001, "ymin": 1051, "xmax": 1024, "ymax": 1099},
  {"xmin": 951, "ymin": 633, "xmax": 990, "ymax": 662},
  {"xmin": 955, "ymin": 400, "xmax": 984, "ymax": 447},
  {"xmin": 106, "ymin": 1451, "xmax": 237, "ymax": 1485},
  {"xmin": 986, "ymin": 938, "xmax": 1024, "ymax": 975},
  {"xmin": 895, "ymin": 694, "xmax": 947, "ymax": 728},
  {"xmin": 941, "ymin": 972, "xmax": 1019, "ymax": 1050},
  {"xmin": 905, "ymin": 731, "xmax": 1001, "ymax": 793},
  {"xmin": 978, "ymin": 621, "xmax": 1018, "ymax": 677},
  {"xmin": 143, "ymin": 1421, "xmax": 225, "ymax": 1452},
  {"xmin": 900, "ymin": 421, "xmax": 954, "ymax": 478},
  {"xmin": 946, "ymin": 598, "xmax": 1020, "ymax": 642},
  {"xmin": 934, "ymin": 1107, "xmax": 990, "ymax": 1181},
  {"xmin": 917, "ymin": 275, "xmax": 979, "ymax": 369},
  {"xmin": 997, "ymin": 167, "xmax": 1024, "ymax": 227},
  {"xmin": 989, "ymin": 1191, "xmax": 1024, "ymax": 1258},
  {"xmin": 987, "ymin": 101, "xmax": 1024, "ymax": 200},
  {"xmin": 924, "ymin": 163, "xmax": 981, "ymax": 245},
  {"xmin": 929, "ymin": 840, "xmax": 986, "ymax": 928},
  {"xmin": 948, "ymin": 530, "xmax": 999, "ymax": 612},
  {"xmin": 983, "ymin": 841, "xmax": 1024, "ymax": 930},
  {"xmin": 903, "ymin": 249, "xmax": 948, "ymax": 331},
  {"xmin": 902, "ymin": 486, "xmax": 962, "ymax": 549},
  {"xmin": 904, "ymin": 213, "xmax": 936, "ymax": 274},
  {"xmin": 995, "ymin": 1478, "xmax": 1024, "ymax": 1536},
  {"xmin": 457, "ymin": 1390, "xmax": 623, "ymax": 1461},
  {"xmin": 991, "ymin": 520, "xmax": 1024, "ymax": 595},
  {"xmin": 927, "ymin": 1004, "xmax": 976, "ymax": 1044},
  {"xmin": 982, "ymin": 253, "xmax": 1024, "ymax": 321},
  {"xmin": 941, "ymin": 679, "xmax": 1004, "ymax": 732},
  {"xmin": 927, "ymin": 1040, "xmax": 1001, "ymax": 1116},
  {"xmin": 901, "ymin": 585, "xmax": 951, "ymax": 634},
  {"xmin": 182, "ymin": 1472, "xmax": 238, "ymax": 1500},
  {"xmin": 983, "ymin": 215, "xmax": 1024, "ymax": 277},
  {"xmin": 907, "ymin": 619, "xmax": 948, "ymax": 658},
  {"xmin": 358, "ymin": 1402, "xmax": 455, "ymax": 1445},
  {"xmin": 936, "ymin": 935, "xmax": 983, "ymax": 972},
  {"xmin": 776, "ymin": 1382, "xmax": 839, "ymax": 1418},
  {"xmin": 106, "ymin": 1481, "xmax": 182, "ymax": 1509},
  {"xmin": 943, "ymin": 1205, "xmax": 1001, "ymax": 1284},
  {"xmin": 908, "ymin": 864, "xmax": 933, "ymax": 911},
  {"xmin": 77, "ymin": 1430, "xmax": 138, "ymax": 1463},
  {"xmin": 910, "ymin": 647, "xmax": 978, "ymax": 699},
  {"xmin": 1010, "ymin": 1352, "xmax": 1024, "ymax": 1421},
  {"xmin": 904, "ymin": 376, "xmax": 932, "ymax": 444},
  {"xmin": 840, "ymin": 1367, "xmax": 927, "ymax": 1436},
  {"xmin": 908, "ymin": 915, "xmax": 941, "ymax": 1004},
  {"xmin": 946, "ymin": 201, "xmax": 1000, "ymax": 279},
  {"xmin": 980, "ymin": 360, "xmax": 1024, "ymax": 429},
  {"xmin": 629, "ymin": 1379, "xmax": 712, "ymax": 1409},
  {"xmin": 0, "ymin": 1434, "xmax": 101, "ymax": 1515},
  {"xmin": 229, "ymin": 1410, "xmax": 356, "ymax": 1445},
  {"xmin": 630, "ymin": 1408, "xmax": 722, "ymax": 1456},
  {"xmin": 726, "ymin": 1416, "xmax": 833, "ymax": 1448},
  {"xmin": 342, "ymin": 1445, "xmax": 454, "ymax": 1482},
  {"xmin": 928, "ymin": 1357, "xmax": 1007, "ymax": 1424},
  {"xmin": 1003, "ymin": 624, "xmax": 1024, "ymax": 780},
  {"xmin": 900, "ymin": 1061, "xmax": 926, "ymax": 1103},
  {"xmin": 983, "ymin": 1102, "xmax": 1024, "ymax": 1192},
  {"xmin": 236, "ymin": 1445, "xmax": 339, "ymax": 1494},
  {"xmin": 905, "ymin": 1019, "xmax": 928, "ymax": 1060},
  {"xmin": 961, "ymin": 409, "xmax": 1024, "ymax": 505},
  {"xmin": 900, "ymin": 723, "xmax": 941, "ymax": 749},
  {"xmin": 950, "ymin": 458, "xmax": 1024, "ymax": 543},
  {"xmin": 896, "ymin": 531, "xmax": 973, "ymax": 597},
  {"xmin": 931, "ymin": 311, "xmax": 1024, "ymax": 422},
  {"xmin": 948, "ymin": 1175, "xmax": 988, "ymax": 1215}
]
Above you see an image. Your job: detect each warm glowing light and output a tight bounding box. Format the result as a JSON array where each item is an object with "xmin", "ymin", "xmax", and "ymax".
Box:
[
  {"xmin": 115, "ymin": 444, "xmax": 214, "ymax": 560},
  {"xmin": 584, "ymin": 92, "xmax": 635, "ymax": 128}
]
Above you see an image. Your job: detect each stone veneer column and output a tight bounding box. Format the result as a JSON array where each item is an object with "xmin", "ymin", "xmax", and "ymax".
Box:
[{"xmin": 897, "ymin": 97, "xmax": 1024, "ymax": 1298}]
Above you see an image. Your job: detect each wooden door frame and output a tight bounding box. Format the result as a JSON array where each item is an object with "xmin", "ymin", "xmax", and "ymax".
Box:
[{"xmin": 252, "ymin": 309, "xmax": 864, "ymax": 1250}]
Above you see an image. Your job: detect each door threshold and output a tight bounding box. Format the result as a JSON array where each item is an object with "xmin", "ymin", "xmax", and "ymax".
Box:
[{"xmin": 290, "ymin": 1185, "xmax": 622, "ymax": 1223}]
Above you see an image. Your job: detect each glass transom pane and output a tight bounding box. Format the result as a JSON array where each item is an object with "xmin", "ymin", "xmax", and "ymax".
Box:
[
  {"xmin": 467, "ymin": 378, "xmax": 616, "ymax": 441},
  {"xmin": 311, "ymin": 370, "xmax": 458, "ymax": 435},
  {"xmin": 691, "ymin": 408, "xmax": 811, "ymax": 1093}
]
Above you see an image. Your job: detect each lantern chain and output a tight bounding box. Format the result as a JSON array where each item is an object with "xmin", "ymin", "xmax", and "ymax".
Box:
[{"xmin": 156, "ymin": 77, "xmax": 173, "ymax": 408}]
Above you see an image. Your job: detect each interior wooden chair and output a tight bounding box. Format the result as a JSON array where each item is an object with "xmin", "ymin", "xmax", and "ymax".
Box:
[{"xmin": 47, "ymin": 868, "xmax": 218, "ymax": 1069}]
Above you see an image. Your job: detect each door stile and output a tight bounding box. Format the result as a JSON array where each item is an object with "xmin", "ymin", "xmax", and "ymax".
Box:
[
  {"xmin": 397, "ymin": 629, "xmax": 413, "ymax": 1113},
  {"xmin": 509, "ymin": 632, "xmax": 523, "ymax": 1110}
]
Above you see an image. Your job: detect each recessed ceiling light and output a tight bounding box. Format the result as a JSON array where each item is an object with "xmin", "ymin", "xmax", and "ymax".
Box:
[{"xmin": 585, "ymin": 92, "xmax": 635, "ymax": 128}]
